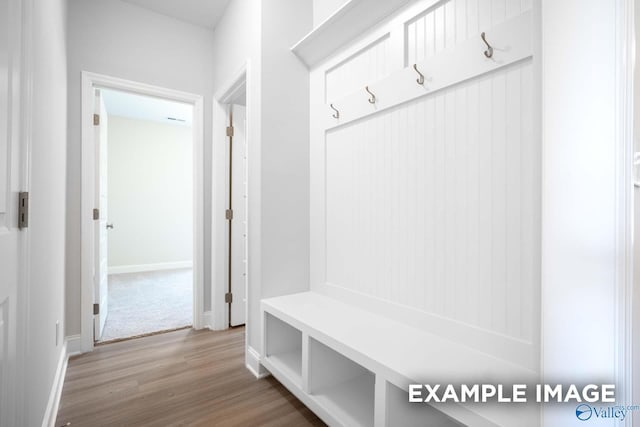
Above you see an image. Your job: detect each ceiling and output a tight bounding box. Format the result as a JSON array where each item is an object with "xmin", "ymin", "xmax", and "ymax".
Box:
[
  {"xmin": 101, "ymin": 89, "xmax": 193, "ymax": 127},
  {"xmin": 121, "ymin": 0, "xmax": 232, "ymax": 30}
]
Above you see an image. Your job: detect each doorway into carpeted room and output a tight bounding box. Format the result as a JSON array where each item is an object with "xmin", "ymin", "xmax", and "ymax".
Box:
[
  {"xmin": 95, "ymin": 88, "xmax": 195, "ymax": 343},
  {"xmin": 99, "ymin": 268, "xmax": 193, "ymax": 342}
]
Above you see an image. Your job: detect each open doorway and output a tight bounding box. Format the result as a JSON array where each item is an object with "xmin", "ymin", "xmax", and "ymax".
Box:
[
  {"xmin": 211, "ymin": 67, "xmax": 249, "ymax": 333},
  {"xmin": 227, "ymin": 98, "xmax": 248, "ymax": 328},
  {"xmin": 93, "ymin": 88, "xmax": 195, "ymax": 342},
  {"xmin": 81, "ymin": 72, "xmax": 205, "ymax": 352}
]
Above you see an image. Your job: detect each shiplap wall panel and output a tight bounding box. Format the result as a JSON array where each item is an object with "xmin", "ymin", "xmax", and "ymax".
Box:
[
  {"xmin": 478, "ymin": 0, "xmax": 492, "ymax": 39},
  {"xmin": 405, "ymin": 0, "xmax": 532, "ymax": 65},
  {"xmin": 520, "ymin": 59, "xmax": 536, "ymax": 343},
  {"xmin": 477, "ymin": 74, "xmax": 492, "ymax": 331},
  {"xmin": 491, "ymin": 70, "xmax": 507, "ymax": 334},
  {"xmin": 325, "ymin": 59, "xmax": 536, "ymax": 342},
  {"xmin": 505, "ymin": 65, "xmax": 522, "ymax": 339},
  {"xmin": 492, "ymin": 0, "xmax": 506, "ymax": 24},
  {"xmin": 325, "ymin": 35, "xmax": 392, "ymax": 103},
  {"xmin": 465, "ymin": 81, "xmax": 480, "ymax": 327}
]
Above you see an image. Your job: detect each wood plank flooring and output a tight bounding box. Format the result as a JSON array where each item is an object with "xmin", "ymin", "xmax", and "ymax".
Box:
[{"xmin": 56, "ymin": 327, "xmax": 325, "ymax": 427}]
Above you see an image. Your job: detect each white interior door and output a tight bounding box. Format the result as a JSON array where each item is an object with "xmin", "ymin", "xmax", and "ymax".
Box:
[
  {"xmin": 230, "ymin": 105, "xmax": 247, "ymax": 327},
  {"xmin": 0, "ymin": 0, "xmax": 24, "ymax": 424},
  {"xmin": 93, "ymin": 90, "xmax": 109, "ymax": 340}
]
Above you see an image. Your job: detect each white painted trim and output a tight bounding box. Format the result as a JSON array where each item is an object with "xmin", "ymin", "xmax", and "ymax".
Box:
[
  {"xmin": 540, "ymin": 1, "xmax": 631, "ymax": 425},
  {"xmin": 42, "ymin": 334, "xmax": 85, "ymax": 427},
  {"xmin": 41, "ymin": 342, "xmax": 68, "ymax": 427},
  {"xmin": 214, "ymin": 63, "xmax": 247, "ymax": 103},
  {"xmin": 13, "ymin": 0, "xmax": 33, "ymax": 425},
  {"xmin": 211, "ymin": 62, "xmax": 250, "ymax": 333},
  {"xmin": 320, "ymin": 11, "xmax": 533, "ymax": 130},
  {"xmin": 201, "ymin": 310, "xmax": 213, "ymax": 330},
  {"xmin": 211, "ymin": 99, "xmax": 229, "ymax": 332},
  {"xmin": 310, "ymin": 0, "xmax": 540, "ymax": 376},
  {"xmin": 262, "ymin": 292, "xmax": 533, "ymax": 426},
  {"xmin": 312, "ymin": 0, "xmax": 446, "ymax": 72},
  {"xmin": 291, "ymin": 0, "xmax": 413, "ymax": 67},
  {"xmin": 531, "ymin": 6, "xmax": 543, "ymax": 425},
  {"xmin": 81, "ymin": 71, "xmax": 205, "ymax": 352},
  {"xmin": 191, "ymin": 90, "xmax": 205, "ymax": 332},
  {"xmin": 245, "ymin": 345, "xmax": 269, "ymax": 379},
  {"xmin": 318, "ymin": 282, "xmax": 538, "ymax": 370},
  {"xmin": 108, "ymin": 261, "xmax": 193, "ymax": 275},
  {"xmin": 65, "ymin": 335, "xmax": 82, "ymax": 358},
  {"xmin": 614, "ymin": 0, "xmax": 635, "ymax": 421}
]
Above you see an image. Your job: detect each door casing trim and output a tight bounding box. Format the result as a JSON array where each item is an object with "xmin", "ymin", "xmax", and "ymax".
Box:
[{"xmin": 80, "ymin": 71, "xmax": 205, "ymax": 352}]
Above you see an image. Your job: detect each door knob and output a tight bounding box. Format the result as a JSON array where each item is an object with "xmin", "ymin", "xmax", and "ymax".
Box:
[{"xmin": 106, "ymin": 223, "xmax": 114, "ymax": 230}]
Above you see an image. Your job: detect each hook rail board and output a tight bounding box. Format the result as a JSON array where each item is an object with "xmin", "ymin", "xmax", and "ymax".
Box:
[{"xmin": 323, "ymin": 10, "xmax": 532, "ymax": 131}]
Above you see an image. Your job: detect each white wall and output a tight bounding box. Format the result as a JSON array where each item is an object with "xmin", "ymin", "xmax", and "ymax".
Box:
[
  {"xmin": 541, "ymin": 0, "xmax": 630, "ymax": 425},
  {"xmin": 210, "ymin": 0, "xmax": 262, "ymax": 338},
  {"xmin": 27, "ymin": 0, "xmax": 68, "ymax": 424},
  {"xmin": 210, "ymin": 0, "xmax": 311, "ymax": 361},
  {"xmin": 66, "ymin": 0, "xmax": 215, "ymax": 335},
  {"xmin": 107, "ymin": 116, "xmax": 193, "ymax": 271},
  {"xmin": 313, "ymin": 0, "xmax": 348, "ymax": 27},
  {"xmin": 259, "ymin": 0, "xmax": 312, "ymax": 317}
]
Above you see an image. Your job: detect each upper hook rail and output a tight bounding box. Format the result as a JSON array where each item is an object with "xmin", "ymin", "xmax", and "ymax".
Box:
[
  {"xmin": 330, "ymin": 103, "xmax": 339, "ymax": 119},
  {"xmin": 481, "ymin": 32, "xmax": 493, "ymax": 58},
  {"xmin": 365, "ymin": 86, "xmax": 376, "ymax": 104},
  {"xmin": 413, "ymin": 64, "xmax": 425, "ymax": 85}
]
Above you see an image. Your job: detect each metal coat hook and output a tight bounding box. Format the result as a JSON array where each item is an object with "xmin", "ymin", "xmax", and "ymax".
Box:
[
  {"xmin": 330, "ymin": 103, "xmax": 339, "ymax": 119},
  {"xmin": 413, "ymin": 64, "xmax": 425, "ymax": 85},
  {"xmin": 481, "ymin": 32, "xmax": 493, "ymax": 58},
  {"xmin": 365, "ymin": 86, "xmax": 376, "ymax": 104}
]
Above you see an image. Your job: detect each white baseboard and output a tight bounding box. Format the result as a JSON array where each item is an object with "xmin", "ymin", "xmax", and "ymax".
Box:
[
  {"xmin": 108, "ymin": 260, "xmax": 193, "ymax": 275},
  {"xmin": 246, "ymin": 346, "xmax": 269, "ymax": 379},
  {"xmin": 203, "ymin": 310, "xmax": 239, "ymax": 331},
  {"xmin": 66, "ymin": 334, "xmax": 82, "ymax": 357},
  {"xmin": 202, "ymin": 311, "xmax": 213, "ymax": 330},
  {"xmin": 42, "ymin": 341, "xmax": 68, "ymax": 427}
]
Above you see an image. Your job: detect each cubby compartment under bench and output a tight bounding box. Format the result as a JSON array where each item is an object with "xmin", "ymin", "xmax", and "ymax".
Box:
[{"xmin": 261, "ymin": 292, "xmax": 537, "ymax": 427}]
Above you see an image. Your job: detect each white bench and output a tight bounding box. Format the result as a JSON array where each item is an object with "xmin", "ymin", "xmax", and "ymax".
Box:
[{"xmin": 261, "ymin": 291, "xmax": 538, "ymax": 427}]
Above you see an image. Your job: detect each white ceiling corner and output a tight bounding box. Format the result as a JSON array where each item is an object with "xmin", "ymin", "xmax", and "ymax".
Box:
[{"xmin": 120, "ymin": 0, "xmax": 232, "ymax": 30}]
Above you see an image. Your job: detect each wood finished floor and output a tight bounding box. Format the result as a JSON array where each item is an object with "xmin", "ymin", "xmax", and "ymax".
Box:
[{"xmin": 56, "ymin": 327, "xmax": 325, "ymax": 427}]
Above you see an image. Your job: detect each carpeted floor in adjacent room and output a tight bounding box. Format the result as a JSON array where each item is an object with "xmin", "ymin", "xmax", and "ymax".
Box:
[{"xmin": 99, "ymin": 268, "xmax": 193, "ymax": 342}]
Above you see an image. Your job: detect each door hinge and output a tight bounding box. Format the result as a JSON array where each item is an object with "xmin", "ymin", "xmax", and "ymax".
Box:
[
  {"xmin": 93, "ymin": 303, "xmax": 100, "ymax": 315},
  {"xmin": 18, "ymin": 192, "xmax": 29, "ymax": 229},
  {"xmin": 226, "ymin": 126, "xmax": 234, "ymax": 137},
  {"xmin": 93, "ymin": 114, "xmax": 100, "ymax": 126},
  {"xmin": 93, "ymin": 208, "xmax": 100, "ymax": 220},
  {"xmin": 225, "ymin": 209, "xmax": 233, "ymax": 220},
  {"xmin": 225, "ymin": 293, "xmax": 233, "ymax": 304}
]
